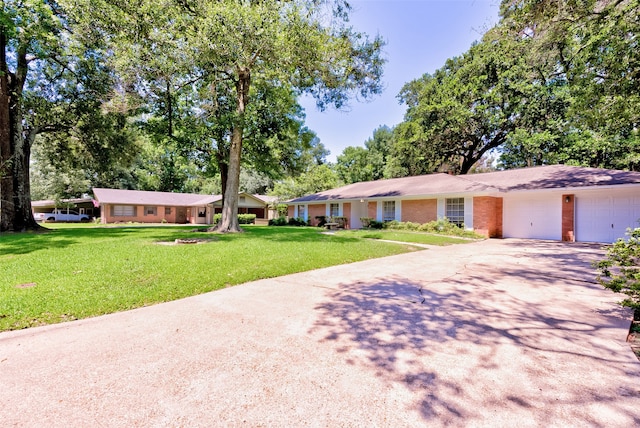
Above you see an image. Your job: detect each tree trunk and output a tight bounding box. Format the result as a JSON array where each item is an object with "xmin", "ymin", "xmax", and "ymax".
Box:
[
  {"xmin": 215, "ymin": 67, "xmax": 250, "ymax": 233},
  {"xmin": 216, "ymin": 146, "xmax": 229, "ymax": 205},
  {"xmin": 10, "ymin": 128, "xmax": 40, "ymax": 231},
  {"xmin": 0, "ymin": 30, "xmax": 13, "ymax": 231},
  {"xmin": 0, "ymin": 42, "xmax": 41, "ymax": 232}
]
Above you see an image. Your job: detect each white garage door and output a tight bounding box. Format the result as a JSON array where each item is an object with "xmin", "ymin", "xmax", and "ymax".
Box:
[
  {"xmin": 576, "ymin": 190, "xmax": 640, "ymax": 243},
  {"xmin": 503, "ymin": 194, "xmax": 562, "ymax": 240}
]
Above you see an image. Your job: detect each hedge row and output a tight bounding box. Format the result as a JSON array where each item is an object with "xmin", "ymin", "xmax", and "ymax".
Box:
[{"xmin": 212, "ymin": 213, "xmax": 257, "ymax": 224}]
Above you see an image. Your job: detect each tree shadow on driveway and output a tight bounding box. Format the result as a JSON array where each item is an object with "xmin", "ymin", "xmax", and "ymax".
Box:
[{"xmin": 309, "ymin": 267, "xmax": 640, "ymax": 426}]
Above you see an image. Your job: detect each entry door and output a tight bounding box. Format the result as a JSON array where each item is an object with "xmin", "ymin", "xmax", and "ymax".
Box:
[
  {"xmin": 176, "ymin": 207, "xmax": 187, "ymax": 223},
  {"xmin": 576, "ymin": 190, "xmax": 640, "ymax": 243},
  {"xmin": 503, "ymin": 194, "xmax": 561, "ymax": 240}
]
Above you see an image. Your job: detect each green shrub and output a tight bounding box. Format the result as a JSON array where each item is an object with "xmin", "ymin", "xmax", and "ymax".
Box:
[
  {"xmin": 595, "ymin": 227, "xmax": 640, "ymax": 309},
  {"xmin": 360, "ymin": 217, "xmax": 373, "ymax": 228},
  {"xmin": 213, "ymin": 213, "xmax": 255, "ymax": 225},
  {"xmin": 238, "ymin": 214, "xmax": 256, "ymax": 224},
  {"xmin": 288, "ymin": 217, "xmax": 308, "ymax": 226},
  {"xmin": 269, "ymin": 217, "xmax": 288, "ymax": 226},
  {"xmin": 331, "ymin": 216, "xmax": 348, "ymax": 228},
  {"xmin": 267, "ymin": 217, "xmax": 307, "ymax": 227},
  {"xmin": 369, "ymin": 220, "xmax": 385, "ymax": 229},
  {"xmin": 276, "ymin": 204, "xmax": 289, "ymax": 217},
  {"xmin": 315, "ymin": 216, "xmax": 327, "ymax": 227}
]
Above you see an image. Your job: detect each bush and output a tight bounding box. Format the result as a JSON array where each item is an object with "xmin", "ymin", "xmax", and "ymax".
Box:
[
  {"xmin": 364, "ymin": 217, "xmax": 482, "ymax": 238},
  {"xmin": 212, "ymin": 213, "xmax": 256, "ymax": 225},
  {"xmin": 595, "ymin": 227, "xmax": 640, "ymax": 309},
  {"xmin": 368, "ymin": 220, "xmax": 385, "ymax": 229},
  {"xmin": 360, "ymin": 217, "xmax": 373, "ymax": 228},
  {"xmin": 315, "ymin": 216, "xmax": 327, "ymax": 227},
  {"xmin": 331, "ymin": 216, "xmax": 348, "ymax": 229},
  {"xmin": 269, "ymin": 217, "xmax": 288, "ymax": 226},
  {"xmin": 268, "ymin": 217, "xmax": 307, "ymax": 227},
  {"xmin": 276, "ymin": 204, "xmax": 289, "ymax": 217},
  {"xmin": 288, "ymin": 217, "xmax": 308, "ymax": 226},
  {"xmin": 238, "ymin": 214, "xmax": 256, "ymax": 224}
]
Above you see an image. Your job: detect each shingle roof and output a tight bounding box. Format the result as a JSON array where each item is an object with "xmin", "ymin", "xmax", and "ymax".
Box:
[
  {"xmin": 289, "ymin": 165, "xmax": 640, "ymax": 203},
  {"xmin": 290, "ymin": 173, "xmax": 495, "ymax": 202},
  {"xmin": 467, "ymin": 164, "xmax": 640, "ymax": 190},
  {"xmin": 93, "ymin": 188, "xmax": 220, "ymax": 206}
]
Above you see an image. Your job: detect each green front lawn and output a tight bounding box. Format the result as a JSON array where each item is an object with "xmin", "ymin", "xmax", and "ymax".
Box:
[
  {"xmin": 0, "ymin": 225, "xmax": 429, "ymax": 331},
  {"xmin": 336, "ymin": 229, "xmax": 480, "ymax": 245}
]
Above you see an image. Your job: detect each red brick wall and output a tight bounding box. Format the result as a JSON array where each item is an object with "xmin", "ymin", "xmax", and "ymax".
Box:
[
  {"xmin": 368, "ymin": 202, "xmax": 377, "ymax": 219},
  {"xmin": 473, "ymin": 197, "xmax": 503, "ymax": 238},
  {"xmin": 401, "ymin": 199, "xmax": 437, "ymax": 223},
  {"xmin": 288, "ymin": 206, "xmax": 295, "ymax": 218},
  {"xmin": 342, "ymin": 203, "xmax": 351, "ymax": 229},
  {"xmin": 308, "ymin": 204, "xmax": 326, "ymax": 226},
  {"xmin": 561, "ymin": 194, "xmax": 575, "ymax": 242},
  {"xmin": 103, "ymin": 205, "xmax": 144, "ymax": 223},
  {"xmin": 102, "ymin": 205, "xmax": 187, "ymax": 224}
]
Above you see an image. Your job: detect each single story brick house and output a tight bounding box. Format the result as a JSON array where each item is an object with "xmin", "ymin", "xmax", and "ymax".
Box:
[
  {"xmin": 287, "ymin": 165, "xmax": 640, "ymax": 243},
  {"xmin": 93, "ymin": 188, "xmax": 275, "ymax": 225}
]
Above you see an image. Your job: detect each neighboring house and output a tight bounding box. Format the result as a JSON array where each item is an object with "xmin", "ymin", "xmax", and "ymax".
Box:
[
  {"xmin": 32, "ymin": 197, "xmax": 100, "ymax": 219},
  {"xmin": 287, "ymin": 165, "xmax": 640, "ymax": 243},
  {"xmin": 92, "ymin": 188, "xmax": 273, "ymax": 225}
]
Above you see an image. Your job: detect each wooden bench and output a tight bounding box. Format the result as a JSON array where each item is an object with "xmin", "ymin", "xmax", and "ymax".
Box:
[{"xmin": 324, "ymin": 222, "xmax": 339, "ymax": 230}]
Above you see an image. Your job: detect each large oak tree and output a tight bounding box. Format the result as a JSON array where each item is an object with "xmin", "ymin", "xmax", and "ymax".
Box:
[
  {"xmin": 88, "ymin": 0, "xmax": 385, "ymax": 232},
  {"xmin": 0, "ymin": 0, "xmax": 125, "ymax": 232}
]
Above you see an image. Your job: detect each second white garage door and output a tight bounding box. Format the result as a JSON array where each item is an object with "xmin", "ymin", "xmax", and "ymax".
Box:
[
  {"xmin": 503, "ymin": 193, "xmax": 562, "ymax": 240},
  {"xmin": 576, "ymin": 190, "xmax": 640, "ymax": 243}
]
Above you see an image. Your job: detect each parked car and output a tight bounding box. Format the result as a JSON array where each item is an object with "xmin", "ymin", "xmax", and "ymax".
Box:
[{"xmin": 35, "ymin": 209, "xmax": 91, "ymax": 223}]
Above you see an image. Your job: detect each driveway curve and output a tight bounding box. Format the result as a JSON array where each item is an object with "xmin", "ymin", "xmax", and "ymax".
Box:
[{"xmin": 1, "ymin": 239, "xmax": 639, "ymax": 427}]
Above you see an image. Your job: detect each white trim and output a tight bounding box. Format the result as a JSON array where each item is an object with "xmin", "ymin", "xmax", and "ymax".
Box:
[
  {"xmin": 437, "ymin": 198, "xmax": 445, "ymax": 219},
  {"xmin": 464, "ymin": 197, "xmax": 473, "ymax": 230}
]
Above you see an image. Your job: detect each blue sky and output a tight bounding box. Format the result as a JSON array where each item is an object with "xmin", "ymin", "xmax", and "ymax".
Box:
[{"xmin": 301, "ymin": 0, "xmax": 500, "ymax": 162}]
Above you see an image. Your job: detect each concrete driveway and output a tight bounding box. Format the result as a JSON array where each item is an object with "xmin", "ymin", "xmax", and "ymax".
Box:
[{"xmin": 1, "ymin": 239, "xmax": 639, "ymax": 427}]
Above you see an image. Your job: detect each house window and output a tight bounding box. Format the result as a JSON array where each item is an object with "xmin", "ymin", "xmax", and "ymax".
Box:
[
  {"xmin": 165, "ymin": 207, "xmax": 172, "ymax": 215},
  {"xmin": 383, "ymin": 201, "xmax": 396, "ymax": 221},
  {"xmin": 298, "ymin": 205, "xmax": 306, "ymax": 220},
  {"xmin": 198, "ymin": 208, "xmax": 206, "ymax": 217},
  {"xmin": 330, "ymin": 203, "xmax": 340, "ymax": 217},
  {"xmin": 113, "ymin": 205, "xmax": 135, "ymax": 217},
  {"xmin": 446, "ymin": 198, "xmax": 465, "ymax": 227},
  {"xmin": 144, "ymin": 206, "xmax": 157, "ymax": 216}
]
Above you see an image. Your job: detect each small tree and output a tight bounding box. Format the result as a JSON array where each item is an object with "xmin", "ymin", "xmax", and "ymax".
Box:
[{"xmin": 595, "ymin": 227, "xmax": 640, "ymax": 310}]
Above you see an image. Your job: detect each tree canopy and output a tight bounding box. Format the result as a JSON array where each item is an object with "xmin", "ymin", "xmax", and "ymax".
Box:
[
  {"xmin": 1, "ymin": 0, "xmax": 133, "ymax": 231},
  {"xmin": 373, "ymin": 0, "xmax": 640, "ymax": 177},
  {"xmin": 76, "ymin": 0, "xmax": 385, "ymax": 232}
]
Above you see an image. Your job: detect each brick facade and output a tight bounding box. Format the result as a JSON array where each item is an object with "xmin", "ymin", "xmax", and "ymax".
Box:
[
  {"xmin": 472, "ymin": 197, "xmax": 503, "ymax": 238},
  {"xmin": 342, "ymin": 203, "xmax": 351, "ymax": 229},
  {"xmin": 401, "ymin": 199, "xmax": 437, "ymax": 223},
  {"xmin": 102, "ymin": 204, "xmax": 180, "ymax": 224},
  {"xmin": 308, "ymin": 204, "xmax": 326, "ymax": 226},
  {"xmin": 561, "ymin": 194, "xmax": 575, "ymax": 242},
  {"xmin": 368, "ymin": 202, "xmax": 377, "ymax": 219}
]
